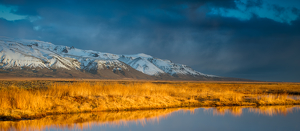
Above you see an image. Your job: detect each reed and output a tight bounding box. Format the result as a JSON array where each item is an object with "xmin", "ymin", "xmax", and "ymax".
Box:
[{"xmin": 0, "ymin": 80, "xmax": 300, "ymax": 120}]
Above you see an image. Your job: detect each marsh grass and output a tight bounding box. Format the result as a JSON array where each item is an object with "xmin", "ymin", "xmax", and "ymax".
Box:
[{"xmin": 0, "ymin": 81, "xmax": 300, "ymax": 120}]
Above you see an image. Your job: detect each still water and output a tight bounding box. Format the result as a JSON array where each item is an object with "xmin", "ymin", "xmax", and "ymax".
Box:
[{"xmin": 1, "ymin": 106, "xmax": 299, "ymax": 131}]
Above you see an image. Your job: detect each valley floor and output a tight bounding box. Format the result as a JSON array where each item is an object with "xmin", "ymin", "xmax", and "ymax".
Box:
[{"xmin": 0, "ymin": 79, "xmax": 300, "ymax": 120}]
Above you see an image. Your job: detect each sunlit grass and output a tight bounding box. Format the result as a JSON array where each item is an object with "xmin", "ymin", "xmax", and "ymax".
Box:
[{"xmin": 0, "ymin": 80, "xmax": 300, "ymax": 120}]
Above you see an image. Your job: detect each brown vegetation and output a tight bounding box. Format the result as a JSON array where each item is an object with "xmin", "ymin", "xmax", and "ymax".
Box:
[{"xmin": 0, "ymin": 80, "xmax": 300, "ymax": 120}]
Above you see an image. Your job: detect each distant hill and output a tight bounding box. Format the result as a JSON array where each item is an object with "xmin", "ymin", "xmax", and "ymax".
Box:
[{"xmin": 0, "ymin": 37, "xmax": 249, "ymax": 81}]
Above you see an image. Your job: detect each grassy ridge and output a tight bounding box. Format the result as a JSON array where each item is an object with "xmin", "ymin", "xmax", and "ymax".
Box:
[{"xmin": 0, "ymin": 81, "xmax": 300, "ymax": 120}]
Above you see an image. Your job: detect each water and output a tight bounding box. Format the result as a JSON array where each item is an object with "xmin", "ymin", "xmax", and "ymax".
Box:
[{"xmin": 1, "ymin": 106, "xmax": 299, "ymax": 131}]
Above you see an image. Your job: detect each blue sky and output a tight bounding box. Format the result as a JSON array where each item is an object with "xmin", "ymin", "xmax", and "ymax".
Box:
[{"xmin": 0, "ymin": 0, "xmax": 299, "ymax": 82}]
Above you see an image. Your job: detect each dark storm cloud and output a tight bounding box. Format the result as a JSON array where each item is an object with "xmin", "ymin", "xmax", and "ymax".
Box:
[
  {"xmin": 0, "ymin": 18, "xmax": 37, "ymax": 38},
  {"xmin": 291, "ymin": 8, "xmax": 300, "ymax": 17},
  {"xmin": 246, "ymin": 0, "xmax": 263, "ymax": 8},
  {"xmin": 234, "ymin": 0, "xmax": 263, "ymax": 9},
  {"xmin": 271, "ymin": 4, "xmax": 288, "ymax": 19},
  {"xmin": 0, "ymin": 0, "xmax": 300, "ymax": 81}
]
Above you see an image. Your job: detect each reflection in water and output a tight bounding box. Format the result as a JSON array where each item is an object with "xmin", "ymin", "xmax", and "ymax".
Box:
[
  {"xmin": 0, "ymin": 108, "xmax": 188, "ymax": 131},
  {"xmin": 204, "ymin": 106, "xmax": 244, "ymax": 116},
  {"xmin": 249, "ymin": 106, "xmax": 300, "ymax": 116},
  {"xmin": 0, "ymin": 106, "xmax": 299, "ymax": 131},
  {"xmin": 204, "ymin": 106, "xmax": 300, "ymax": 117}
]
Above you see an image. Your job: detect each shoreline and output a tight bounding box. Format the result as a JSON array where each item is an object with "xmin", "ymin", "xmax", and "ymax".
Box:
[
  {"xmin": 1, "ymin": 80, "xmax": 300, "ymax": 121},
  {"xmin": 1, "ymin": 104, "xmax": 300, "ymax": 121},
  {"xmin": 2, "ymin": 105, "xmax": 299, "ymax": 131},
  {"xmin": 0, "ymin": 77, "xmax": 296, "ymax": 83}
]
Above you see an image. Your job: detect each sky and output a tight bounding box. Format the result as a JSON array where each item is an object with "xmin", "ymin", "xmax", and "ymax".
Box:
[{"xmin": 0, "ymin": 0, "xmax": 299, "ymax": 82}]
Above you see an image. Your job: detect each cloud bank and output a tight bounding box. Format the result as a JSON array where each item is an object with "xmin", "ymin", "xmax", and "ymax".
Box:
[{"xmin": 0, "ymin": 0, "xmax": 299, "ymax": 82}]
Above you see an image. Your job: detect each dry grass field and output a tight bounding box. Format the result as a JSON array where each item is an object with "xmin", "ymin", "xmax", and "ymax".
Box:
[{"xmin": 0, "ymin": 80, "xmax": 300, "ymax": 120}]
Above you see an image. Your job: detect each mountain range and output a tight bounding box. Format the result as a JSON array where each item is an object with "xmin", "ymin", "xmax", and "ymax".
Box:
[{"xmin": 0, "ymin": 37, "xmax": 245, "ymax": 81}]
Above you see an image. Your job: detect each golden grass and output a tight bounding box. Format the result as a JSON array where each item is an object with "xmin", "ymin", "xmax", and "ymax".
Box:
[{"xmin": 0, "ymin": 81, "xmax": 300, "ymax": 120}]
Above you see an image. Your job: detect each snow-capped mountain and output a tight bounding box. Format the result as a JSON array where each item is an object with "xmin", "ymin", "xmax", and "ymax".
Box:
[{"xmin": 0, "ymin": 37, "xmax": 219, "ymax": 80}]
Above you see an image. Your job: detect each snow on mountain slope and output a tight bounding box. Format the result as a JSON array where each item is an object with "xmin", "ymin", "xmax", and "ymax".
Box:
[
  {"xmin": 118, "ymin": 54, "xmax": 214, "ymax": 77},
  {"xmin": 0, "ymin": 37, "xmax": 214, "ymax": 78},
  {"xmin": 83, "ymin": 59, "xmax": 128, "ymax": 72},
  {"xmin": 147, "ymin": 58, "xmax": 214, "ymax": 77},
  {"xmin": 118, "ymin": 56, "xmax": 164, "ymax": 76},
  {"xmin": 0, "ymin": 39, "xmax": 80, "ymax": 70}
]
